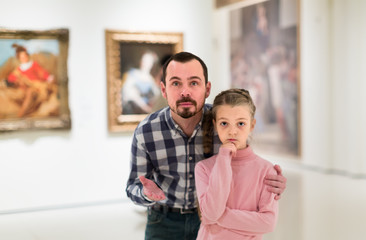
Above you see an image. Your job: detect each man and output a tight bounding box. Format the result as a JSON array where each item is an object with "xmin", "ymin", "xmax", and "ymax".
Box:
[{"xmin": 126, "ymin": 52, "xmax": 287, "ymax": 240}]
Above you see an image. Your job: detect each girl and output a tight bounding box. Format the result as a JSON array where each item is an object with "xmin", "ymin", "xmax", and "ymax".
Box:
[{"xmin": 195, "ymin": 88, "xmax": 279, "ymax": 240}]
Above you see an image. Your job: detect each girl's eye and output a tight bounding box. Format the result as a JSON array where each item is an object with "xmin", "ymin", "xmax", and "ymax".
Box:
[
  {"xmin": 220, "ymin": 122, "xmax": 227, "ymax": 126},
  {"xmin": 238, "ymin": 122, "xmax": 245, "ymax": 127}
]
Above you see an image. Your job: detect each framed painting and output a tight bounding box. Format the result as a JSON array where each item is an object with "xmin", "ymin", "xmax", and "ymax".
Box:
[
  {"xmin": 216, "ymin": 0, "xmax": 244, "ymax": 8},
  {"xmin": 229, "ymin": 0, "xmax": 301, "ymax": 156},
  {"xmin": 105, "ymin": 30, "xmax": 183, "ymax": 132},
  {"xmin": 0, "ymin": 28, "xmax": 71, "ymax": 132}
]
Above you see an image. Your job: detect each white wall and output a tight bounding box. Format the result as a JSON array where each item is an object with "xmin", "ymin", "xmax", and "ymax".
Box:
[
  {"xmin": 331, "ymin": 0, "xmax": 366, "ymax": 175},
  {"xmin": 1, "ymin": 0, "xmax": 366, "ymax": 215},
  {"xmin": 0, "ymin": 0, "xmax": 215, "ymax": 213}
]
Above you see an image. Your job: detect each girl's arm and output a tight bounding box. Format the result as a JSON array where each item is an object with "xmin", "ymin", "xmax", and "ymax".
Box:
[
  {"xmin": 216, "ymin": 167, "xmax": 279, "ymax": 234},
  {"xmin": 195, "ymin": 147, "xmax": 233, "ymax": 222}
]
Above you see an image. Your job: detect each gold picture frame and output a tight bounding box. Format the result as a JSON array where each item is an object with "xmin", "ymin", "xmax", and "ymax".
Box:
[
  {"xmin": 0, "ymin": 28, "xmax": 71, "ymax": 132},
  {"xmin": 105, "ymin": 30, "xmax": 183, "ymax": 132}
]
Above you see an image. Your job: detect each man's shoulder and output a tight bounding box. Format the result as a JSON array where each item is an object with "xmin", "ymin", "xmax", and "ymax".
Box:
[
  {"xmin": 134, "ymin": 107, "xmax": 168, "ymax": 133},
  {"xmin": 204, "ymin": 103, "xmax": 212, "ymax": 110}
]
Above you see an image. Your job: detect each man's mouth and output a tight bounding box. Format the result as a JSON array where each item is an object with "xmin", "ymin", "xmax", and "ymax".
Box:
[{"xmin": 179, "ymin": 102, "xmax": 194, "ymax": 107}]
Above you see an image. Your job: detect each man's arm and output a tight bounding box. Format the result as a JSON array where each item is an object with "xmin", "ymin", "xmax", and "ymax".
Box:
[
  {"xmin": 264, "ymin": 164, "xmax": 287, "ymax": 200},
  {"xmin": 139, "ymin": 176, "xmax": 165, "ymax": 201},
  {"xmin": 125, "ymin": 131, "xmax": 158, "ymax": 206}
]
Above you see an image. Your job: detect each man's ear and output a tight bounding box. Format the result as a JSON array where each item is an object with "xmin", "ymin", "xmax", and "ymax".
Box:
[
  {"xmin": 160, "ymin": 81, "xmax": 167, "ymax": 99},
  {"xmin": 205, "ymin": 81, "xmax": 211, "ymax": 98}
]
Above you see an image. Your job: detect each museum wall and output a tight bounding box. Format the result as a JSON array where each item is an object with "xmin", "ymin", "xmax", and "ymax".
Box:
[
  {"xmin": 0, "ymin": 0, "xmax": 215, "ymax": 213},
  {"xmin": 1, "ymin": 0, "xmax": 366, "ymax": 215}
]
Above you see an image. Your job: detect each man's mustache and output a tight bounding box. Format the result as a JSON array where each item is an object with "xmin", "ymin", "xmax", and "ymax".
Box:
[{"xmin": 176, "ymin": 97, "xmax": 197, "ymax": 106}]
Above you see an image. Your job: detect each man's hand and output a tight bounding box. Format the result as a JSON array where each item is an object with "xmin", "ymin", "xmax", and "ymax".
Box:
[
  {"xmin": 265, "ymin": 164, "xmax": 287, "ymax": 200},
  {"xmin": 139, "ymin": 176, "xmax": 166, "ymax": 201}
]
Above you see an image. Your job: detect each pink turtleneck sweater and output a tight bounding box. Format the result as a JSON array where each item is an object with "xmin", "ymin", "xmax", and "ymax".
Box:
[{"xmin": 195, "ymin": 146, "xmax": 278, "ymax": 240}]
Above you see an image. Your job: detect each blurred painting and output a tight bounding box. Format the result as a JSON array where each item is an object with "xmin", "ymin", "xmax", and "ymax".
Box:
[
  {"xmin": 230, "ymin": 0, "xmax": 300, "ymax": 156},
  {"xmin": 105, "ymin": 31, "xmax": 183, "ymax": 132},
  {"xmin": 0, "ymin": 29, "xmax": 71, "ymax": 132}
]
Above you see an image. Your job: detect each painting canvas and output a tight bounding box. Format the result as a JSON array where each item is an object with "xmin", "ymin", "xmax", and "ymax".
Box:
[
  {"xmin": 230, "ymin": 0, "xmax": 300, "ymax": 156},
  {"xmin": 0, "ymin": 28, "xmax": 71, "ymax": 132},
  {"xmin": 105, "ymin": 30, "xmax": 183, "ymax": 132}
]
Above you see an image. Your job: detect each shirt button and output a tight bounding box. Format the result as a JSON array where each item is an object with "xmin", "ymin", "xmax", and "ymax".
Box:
[
  {"xmin": 189, "ymin": 174, "xmax": 194, "ymax": 178},
  {"xmin": 189, "ymin": 156, "xmax": 193, "ymax": 161}
]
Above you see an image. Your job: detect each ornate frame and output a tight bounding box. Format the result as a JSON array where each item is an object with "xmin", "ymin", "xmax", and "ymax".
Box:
[
  {"xmin": 0, "ymin": 28, "xmax": 71, "ymax": 132},
  {"xmin": 105, "ymin": 30, "xmax": 183, "ymax": 132}
]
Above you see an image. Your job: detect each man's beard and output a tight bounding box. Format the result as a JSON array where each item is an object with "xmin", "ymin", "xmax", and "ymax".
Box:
[{"xmin": 175, "ymin": 97, "xmax": 198, "ymax": 119}]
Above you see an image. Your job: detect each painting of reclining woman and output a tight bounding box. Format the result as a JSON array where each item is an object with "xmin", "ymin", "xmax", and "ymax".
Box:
[{"xmin": 0, "ymin": 29, "xmax": 71, "ymax": 132}]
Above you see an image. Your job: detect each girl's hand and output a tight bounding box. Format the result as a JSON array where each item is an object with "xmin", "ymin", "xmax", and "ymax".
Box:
[
  {"xmin": 139, "ymin": 176, "xmax": 166, "ymax": 201},
  {"xmin": 220, "ymin": 142, "xmax": 237, "ymax": 157}
]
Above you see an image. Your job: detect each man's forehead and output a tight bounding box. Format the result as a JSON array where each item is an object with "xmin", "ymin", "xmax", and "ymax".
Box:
[{"xmin": 167, "ymin": 59, "xmax": 203, "ymax": 73}]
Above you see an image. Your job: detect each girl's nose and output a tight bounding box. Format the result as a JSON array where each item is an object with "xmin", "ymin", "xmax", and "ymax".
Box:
[{"xmin": 228, "ymin": 126, "xmax": 237, "ymax": 135}]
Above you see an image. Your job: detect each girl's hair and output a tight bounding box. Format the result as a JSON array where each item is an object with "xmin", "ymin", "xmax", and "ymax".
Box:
[
  {"xmin": 212, "ymin": 88, "xmax": 256, "ymax": 120},
  {"xmin": 203, "ymin": 88, "xmax": 256, "ymax": 156}
]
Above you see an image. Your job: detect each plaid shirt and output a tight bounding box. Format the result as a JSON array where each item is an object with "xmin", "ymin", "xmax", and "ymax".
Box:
[{"xmin": 126, "ymin": 104, "xmax": 220, "ymax": 209}]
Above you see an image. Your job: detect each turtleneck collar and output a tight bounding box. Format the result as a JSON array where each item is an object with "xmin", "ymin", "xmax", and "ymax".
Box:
[{"xmin": 231, "ymin": 145, "xmax": 256, "ymax": 165}]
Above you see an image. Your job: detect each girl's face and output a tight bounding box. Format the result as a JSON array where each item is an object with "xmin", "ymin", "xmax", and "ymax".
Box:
[{"xmin": 214, "ymin": 104, "xmax": 256, "ymax": 150}]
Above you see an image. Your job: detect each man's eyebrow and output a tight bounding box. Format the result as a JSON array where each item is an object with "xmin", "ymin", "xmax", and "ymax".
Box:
[
  {"xmin": 168, "ymin": 76, "xmax": 181, "ymax": 81},
  {"xmin": 168, "ymin": 76, "xmax": 203, "ymax": 81},
  {"xmin": 188, "ymin": 76, "xmax": 203, "ymax": 81}
]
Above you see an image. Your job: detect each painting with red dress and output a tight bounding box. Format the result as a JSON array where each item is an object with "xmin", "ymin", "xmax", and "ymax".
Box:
[{"xmin": 0, "ymin": 28, "xmax": 71, "ymax": 132}]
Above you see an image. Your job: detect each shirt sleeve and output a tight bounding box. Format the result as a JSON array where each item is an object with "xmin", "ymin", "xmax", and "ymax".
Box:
[
  {"xmin": 125, "ymin": 129, "xmax": 156, "ymax": 206},
  {"xmin": 195, "ymin": 147, "xmax": 233, "ymax": 222},
  {"xmin": 216, "ymin": 167, "xmax": 279, "ymax": 234}
]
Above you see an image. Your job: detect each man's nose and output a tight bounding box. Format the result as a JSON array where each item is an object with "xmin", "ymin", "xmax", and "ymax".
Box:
[{"xmin": 181, "ymin": 88, "xmax": 191, "ymax": 97}]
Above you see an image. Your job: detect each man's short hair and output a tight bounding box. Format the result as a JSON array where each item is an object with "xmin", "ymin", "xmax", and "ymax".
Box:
[{"xmin": 161, "ymin": 51, "xmax": 208, "ymax": 85}]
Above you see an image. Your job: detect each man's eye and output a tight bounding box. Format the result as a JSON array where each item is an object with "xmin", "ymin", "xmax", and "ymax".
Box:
[
  {"xmin": 191, "ymin": 82, "xmax": 198, "ymax": 86},
  {"xmin": 172, "ymin": 82, "xmax": 180, "ymax": 86}
]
